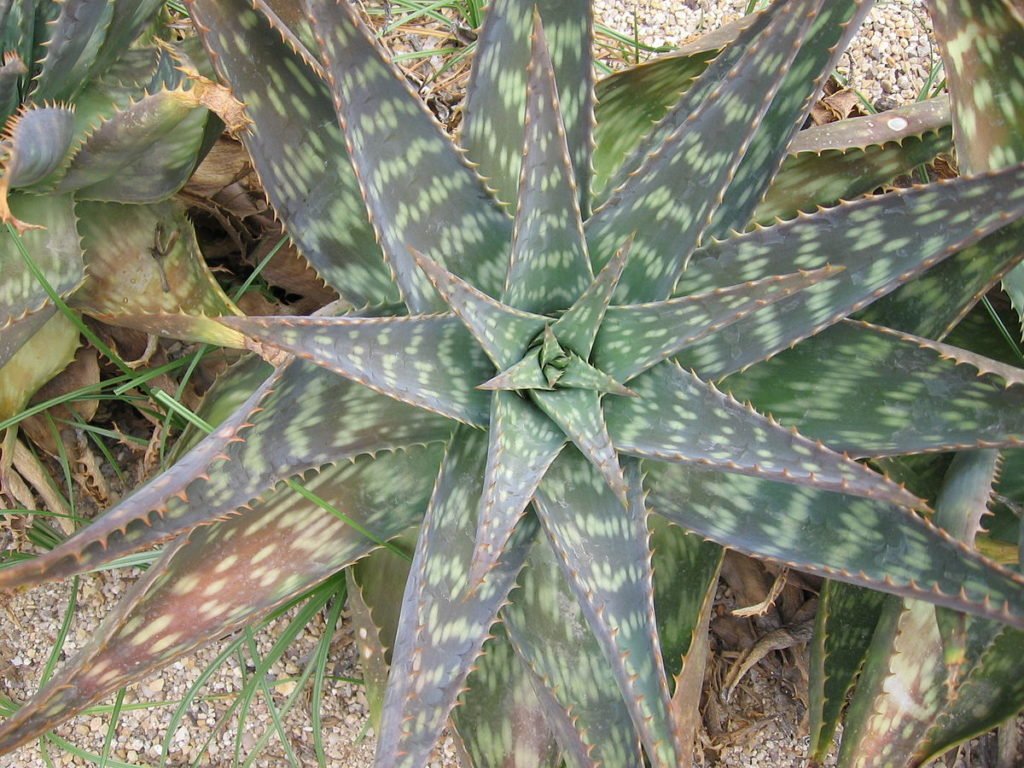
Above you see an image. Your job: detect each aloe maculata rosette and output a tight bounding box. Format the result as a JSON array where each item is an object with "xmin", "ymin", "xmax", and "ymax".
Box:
[{"xmin": 2, "ymin": 1, "xmax": 1024, "ymax": 766}]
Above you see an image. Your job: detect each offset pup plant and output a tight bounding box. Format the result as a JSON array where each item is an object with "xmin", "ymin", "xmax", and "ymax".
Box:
[
  {"xmin": 0, "ymin": 0, "xmax": 240, "ymax": 426},
  {"xmin": 1, "ymin": 0, "xmax": 1024, "ymax": 766}
]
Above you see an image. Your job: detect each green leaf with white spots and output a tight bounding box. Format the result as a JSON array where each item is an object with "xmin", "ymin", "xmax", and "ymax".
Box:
[
  {"xmin": 608, "ymin": 361, "xmax": 921, "ymax": 509},
  {"xmin": 533, "ymin": 387, "xmax": 628, "ymax": 507},
  {"xmin": 585, "ymin": 0, "xmax": 821, "ymax": 302},
  {"xmin": 649, "ymin": 517, "xmax": 722, "ymax": 757},
  {"xmin": 412, "ymin": 249, "xmax": 547, "ymax": 370},
  {"xmin": 723, "ymin": 320, "xmax": 1024, "ymax": 456},
  {"xmin": 306, "ymin": 0, "xmax": 511, "ymax": 312},
  {"xmin": 591, "ymin": 23, "xmax": 731, "ymax": 202},
  {"xmin": 376, "ymin": 429, "xmax": 536, "ymax": 768},
  {"xmin": 186, "ymin": 0, "xmax": 396, "ymax": 306},
  {"xmin": 930, "ymin": 0, "xmax": 1024, "ymax": 177},
  {"xmin": 502, "ymin": 14, "xmax": 593, "ymax": 314},
  {"xmin": 858, "ymin": 220, "xmax": 1024, "ymax": 340},
  {"xmin": 807, "ymin": 581, "xmax": 886, "ymax": 764},
  {"xmin": 705, "ymin": 0, "xmax": 873, "ymax": 238},
  {"xmin": 28, "ymin": 0, "xmax": 111, "ymax": 103},
  {"xmin": 462, "ymin": 0, "xmax": 593, "ymax": 211},
  {"xmin": 754, "ymin": 98, "xmax": 954, "ymax": 224},
  {"xmin": 0, "ymin": 194, "xmax": 83, "ymax": 367},
  {"xmin": 0, "ymin": 446, "xmax": 441, "ymax": 755},
  {"xmin": 675, "ymin": 162, "xmax": 1024, "ymax": 377},
  {"xmin": 452, "ymin": 625, "xmax": 563, "ymax": 768},
  {"xmin": 534, "ymin": 454, "xmax": 679, "ymax": 768},
  {"xmin": 595, "ymin": 266, "xmax": 842, "ymax": 383},
  {"xmin": 929, "ymin": 0, "xmax": 1024, "ymax": 329},
  {"xmin": 832, "ymin": 450, "xmax": 1024, "ymax": 767},
  {"xmin": 503, "ymin": 534, "xmax": 644, "ymax": 768},
  {"xmin": 223, "ymin": 313, "xmax": 493, "ymax": 425},
  {"xmin": 644, "ymin": 460, "xmax": 1024, "ymax": 627},
  {"xmin": 550, "ymin": 235, "xmax": 629, "ymax": 359},
  {"xmin": 469, "ymin": 391, "xmax": 564, "ymax": 583},
  {"xmin": 0, "ymin": 358, "xmax": 453, "ymax": 590}
]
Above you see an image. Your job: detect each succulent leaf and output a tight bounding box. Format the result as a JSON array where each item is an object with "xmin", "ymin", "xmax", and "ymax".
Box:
[
  {"xmin": 304, "ymin": 0, "xmax": 511, "ymax": 311},
  {"xmin": 0, "ymin": 104, "xmax": 75, "ymax": 229},
  {"xmin": 645, "ymin": 460, "xmax": 1024, "ymax": 627},
  {"xmin": 0, "ymin": 446, "xmax": 441, "ymax": 754},
  {"xmin": 0, "ymin": 193, "xmax": 82, "ymax": 366},
  {"xmin": 187, "ymin": 0, "xmax": 396, "ymax": 305},
  {"xmin": 807, "ymin": 581, "xmax": 886, "ymax": 763},
  {"xmin": 676, "ymin": 162, "xmax": 1024, "ymax": 377},
  {"xmin": 649, "ymin": 518, "xmax": 722, "ymax": 758},
  {"xmin": 502, "ymin": 13, "xmax": 593, "ymax": 313},
  {"xmin": 833, "ymin": 450, "xmax": 1024, "ymax": 767},
  {"xmin": 0, "ymin": 310, "xmax": 78, "ymax": 421},
  {"xmin": 929, "ymin": 0, "xmax": 1024, "ymax": 329},
  {"xmin": 724, "ymin": 320, "xmax": 1024, "ymax": 456},
  {"xmin": 54, "ymin": 88, "xmax": 210, "ymax": 201},
  {"xmin": 534, "ymin": 388, "xmax": 628, "ymax": 507},
  {"xmin": 451, "ymin": 625, "xmax": 563, "ymax": 768},
  {"xmin": 29, "ymin": 0, "xmax": 112, "ymax": 103},
  {"xmin": 88, "ymin": 0, "xmax": 166, "ymax": 79},
  {"xmin": 71, "ymin": 201, "xmax": 242, "ymax": 346},
  {"xmin": 376, "ymin": 428, "xmax": 536, "ymax": 768},
  {"xmin": 462, "ymin": 0, "xmax": 593, "ymax": 211},
  {"xmin": 754, "ymin": 97, "xmax": 954, "ymax": 224},
  {"xmin": 503, "ymin": 535, "xmax": 644, "ymax": 767},
  {"xmin": 586, "ymin": 0, "xmax": 822, "ymax": 302},
  {"xmin": 223, "ymin": 313, "xmax": 493, "ymax": 425},
  {"xmin": 0, "ymin": 358, "xmax": 453, "ymax": 590},
  {"xmin": 591, "ymin": 27, "xmax": 725, "ymax": 202},
  {"xmin": 411, "ymin": 249, "xmax": 547, "ymax": 370},
  {"xmin": 0, "ymin": 52, "xmax": 26, "ymax": 121},
  {"xmin": 595, "ymin": 265, "xmax": 842, "ymax": 383},
  {"xmin": 859, "ymin": 219, "xmax": 1024, "ymax": 340},
  {"xmin": 608, "ymin": 360, "xmax": 921, "ymax": 508},
  {"xmin": 469, "ymin": 390, "xmax": 564, "ymax": 583},
  {"xmin": 549, "ymin": 235, "xmax": 630, "ymax": 360},
  {"xmin": 534, "ymin": 454, "xmax": 679, "ymax": 767}
]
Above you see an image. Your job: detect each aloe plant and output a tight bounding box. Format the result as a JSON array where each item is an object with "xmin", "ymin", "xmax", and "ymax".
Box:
[
  {"xmin": 0, "ymin": 0, "xmax": 240, "ymax": 425},
  {"xmin": 2, "ymin": 0, "xmax": 1024, "ymax": 765}
]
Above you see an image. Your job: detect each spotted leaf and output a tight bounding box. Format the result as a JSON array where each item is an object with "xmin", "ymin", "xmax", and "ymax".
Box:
[
  {"xmin": 0, "ymin": 358, "xmax": 453, "ymax": 590},
  {"xmin": 676, "ymin": 161, "xmax": 1024, "ymax": 377},
  {"xmin": 608, "ymin": 361, "xmax": 921, "ymax": 508},
  {"xmin": 645, "ymin": 461, "xmax": 1024, "ymax": 628},
  {"xmin": 0, "ymin": 446, "xmax": 441, "ymax": 755},
  {"xmin": 534, "ymin": 454, "xmax": 679, "ymax": 767},
  {"xmin": 223, "ymin": 313, "xmax": 493, "ymax": 425},
  {"xmin": 462, "ymin": 0, "xmax": 592, "ymax": 210},
  {"xmin": 503, "ymin": 534, "xmax": 644, "ymax": 768},
  {"xmin": 586, "ymin": 0, "xmax": 822, "ymax": 302},
  {"xmin": 306, "ymin": 0, "xmax": 511, "ymax": 311},
  {"xmin": 502, "ymin": 13, "xmax": 593, "ymax": 314},
  {"xmin": 723, "ymin": 320, "xmax": 1024, "ymax": 456},
  {"xmin": 469, "ymin": 391, "xmax": 564, "ymax": 583},
  {"xmin": 376, "ymin": 429, "xmax": 537, "ymax": 768},
  {"xmin": 187, "ymin": 0, "xmax": 396, "ymax": 305}
]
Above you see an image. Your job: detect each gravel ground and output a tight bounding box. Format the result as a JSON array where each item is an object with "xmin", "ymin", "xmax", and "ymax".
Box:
[{"xmin": 3, "ymin": 2, "xmax": 948, "ymax": 767}]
